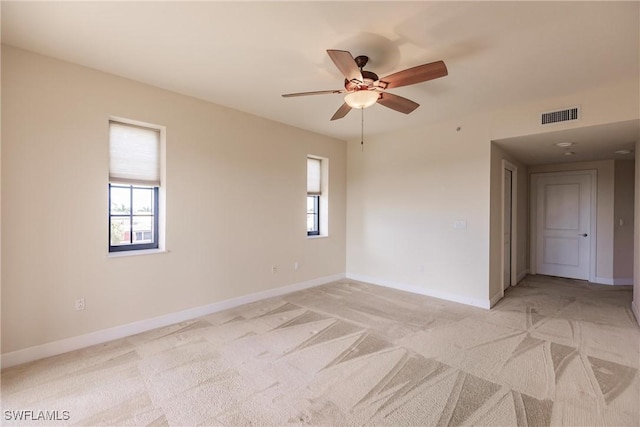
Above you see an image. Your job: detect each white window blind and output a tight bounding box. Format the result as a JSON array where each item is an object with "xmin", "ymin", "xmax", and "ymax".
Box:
[
  {"xmin": 109, "ymin": 121, "xmax": 160, "ymax": 186},
  {"xmin": 307, "ymin": 157, "xmax": 321, "ymax": 195}
]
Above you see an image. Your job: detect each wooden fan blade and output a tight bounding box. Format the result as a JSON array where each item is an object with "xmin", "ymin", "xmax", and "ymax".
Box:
[
  {"xmin": 282, "ymin": 89, "xmax": 344, "ymax": 97},
  {"xmin": 377, "ymin": 93, "xmax": 419, "ymax": 114},
  {"xmin": 327, "ymin": 50, "xmax": 363, "ymax": 83},
  {"xmin": 330, "ymin": 102, "xmax": 352, "ymax": 121},
  {"xmin": 378, "ymin": 60, "xmax": 447, "ymax": 89}
]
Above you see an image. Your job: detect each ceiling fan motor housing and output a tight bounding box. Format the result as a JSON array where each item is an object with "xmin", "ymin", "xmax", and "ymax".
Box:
[{"xmin": 344, "ymin": 70, "xmax": 380, "ymax": 91}]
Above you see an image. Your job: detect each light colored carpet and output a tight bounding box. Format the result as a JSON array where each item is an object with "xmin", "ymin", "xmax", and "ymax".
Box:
[{"xmin": 2, "ymin": 275, "xmax": 639, "ymax": 426}]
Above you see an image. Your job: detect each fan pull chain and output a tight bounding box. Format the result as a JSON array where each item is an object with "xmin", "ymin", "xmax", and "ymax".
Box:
[{"xmin": 361, "ymin": 107, "xmax": 364, "ymax": 151}]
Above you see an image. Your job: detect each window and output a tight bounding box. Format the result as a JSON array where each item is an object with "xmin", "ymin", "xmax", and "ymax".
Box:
[
  {"xmin": 307, "ymin": 194, "xmax": 320, "ymax": 236},
  {"xmin": 109, "ymin": 121, "xmax": 161, "ymax": 252},
  {"xmin": 307, "ymin": 157, "xmax": 321, "ymax": 236},
  {"xmin": 109, "ymin": 184, "xmax": 158, "ymax": 250}
]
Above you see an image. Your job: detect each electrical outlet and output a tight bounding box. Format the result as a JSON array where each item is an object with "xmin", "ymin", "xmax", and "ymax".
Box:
[
  {"xmin": 75, "ymin": 298, "xmax": 85, "ymax": 311},
  {"xmin": 294, "ymin": 261, "xmax": 299, "ymax": 271},
  {"xmin": 271, "ymin": 266, "xmax": 278, "ymax": 274}
]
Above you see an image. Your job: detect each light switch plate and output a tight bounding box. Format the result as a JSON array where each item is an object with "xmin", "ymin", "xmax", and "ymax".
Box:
[{"xmin": 454, "ymin": 220, "xmax": 467, "ymax": 229}]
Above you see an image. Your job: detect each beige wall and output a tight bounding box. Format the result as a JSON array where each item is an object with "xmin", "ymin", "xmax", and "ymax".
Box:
[
  {"xmin": 348, "ymin": 75, "xmax": 639, "ymax": 306},
  {"xmin": 634, "ymin": 142, "xmax": 640, "ymax": 324},
  {"xmin": 613, "ymin": 160, "xmax": 635, "ymax": 280},
  {"xmin": 529, "ymin": 160, "xmax": 619, "ymax": 283},
  {"xmin": 346, "ymin": 114, "xmax": 493, "ymax": 304},
  {"xmin": 1, "ymin": 46, "xmax": 347, "ymax": 354},
  {"xmin": 489, "ymin": 143, "xmax": 528, "ymax": 301},
  {"xmin": 489, "ymin": 76, "xmax": 640, "ymax": 141}
]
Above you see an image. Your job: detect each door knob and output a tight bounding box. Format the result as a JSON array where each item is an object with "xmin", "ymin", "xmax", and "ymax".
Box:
[{"xmin": 580, "ymin": 233, "xmax": 588, "ymax": 237}]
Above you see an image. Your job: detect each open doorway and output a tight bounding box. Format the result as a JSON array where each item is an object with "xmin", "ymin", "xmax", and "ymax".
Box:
[{"xmin": 492, "ymin": 120, "xmax": 637, "ymax": 312}]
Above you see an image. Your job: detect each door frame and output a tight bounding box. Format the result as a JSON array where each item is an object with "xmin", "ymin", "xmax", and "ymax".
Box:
[
  {"xmin": 530, "ymin": 170, "xmax": 597, "ymax": 282},
  {"xmin": 501, "ymin": 160, "xmax": 518, "ymax": 297}
]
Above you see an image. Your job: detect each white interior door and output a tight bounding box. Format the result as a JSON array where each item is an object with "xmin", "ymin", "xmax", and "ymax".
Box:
[
  {"xmin": 535, "ymin": 173, "xmax": 592, "ymax": 280},
  {"xmin": 504, "ymin": 169, "xmax": 512, "ymax": 290}
]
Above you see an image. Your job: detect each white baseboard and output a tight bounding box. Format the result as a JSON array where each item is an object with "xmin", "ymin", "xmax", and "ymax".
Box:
[
  {"xmin": 346, "ymin": 273, "xmax": 491, "ymax": 309},
  {"xmin": 1, "ymin": 273, "xmax": 345, "ymax": 369},
  {"xmin": 632, "ymin": 300, "xmax": 640, "ymax": 326},
  {"xmin": 516, "ymin": 269, "xmax": 530, "ymax": 283},
  {"xmin": 594, "ymin": 276, "xmax": 614, "ymax": 285},
  {"xmin": 489, "ymin": 292, "xmax": 503, "ymax": 308},
  {"xmin": 593, "ymin": 276, "xmax": 634, "ymax": 286}
]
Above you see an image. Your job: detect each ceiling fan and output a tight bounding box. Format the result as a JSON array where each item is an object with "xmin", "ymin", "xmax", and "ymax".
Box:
[{"xmin": 282, "ymin": 50, "xmax": 448, "ymax": 121}]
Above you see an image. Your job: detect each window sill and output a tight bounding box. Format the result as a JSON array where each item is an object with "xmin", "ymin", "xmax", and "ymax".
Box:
[
  {"xmin": 107, "ymin": 249, "xmax": 169, "ymax": 258},
  {"xmin": 307, "ymin": 235, "xmax": 328, "ymax": 240}
]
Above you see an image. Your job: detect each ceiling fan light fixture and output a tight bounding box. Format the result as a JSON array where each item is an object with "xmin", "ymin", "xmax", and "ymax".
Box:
[{"xmin": 344, "ymin": 90, "xmax": 379, "ymax": 109}]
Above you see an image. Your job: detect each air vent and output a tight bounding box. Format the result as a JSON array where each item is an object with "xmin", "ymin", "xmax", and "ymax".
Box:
[{"xmin": 541, "ymin": 106, "xmax": 579, "ymax": 125}]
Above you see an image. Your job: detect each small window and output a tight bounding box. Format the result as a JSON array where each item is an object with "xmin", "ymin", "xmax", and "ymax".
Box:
[
  {"xmin": 109, "ymin": 121, "xmax": 161, "ymax": 252},
  {"xmin": 109, "ymin": 184, "xmax": 158, "ymax": 250},
  {"xmin": 307, "ymin": 157, "xmax": 321, "ymax": 236},
  {"xmin": 307, "ymin": 194, "xmax": 320, "ymax": 236}
]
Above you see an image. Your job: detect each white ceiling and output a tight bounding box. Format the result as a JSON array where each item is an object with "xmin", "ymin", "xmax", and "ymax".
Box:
[
  {"xmin": 494, "ymin": 119, "xmax": 639, "ymax": 165},
  {"xmin": 2, "ymin": 1, "xmax": 639, "ymax": 163}
]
